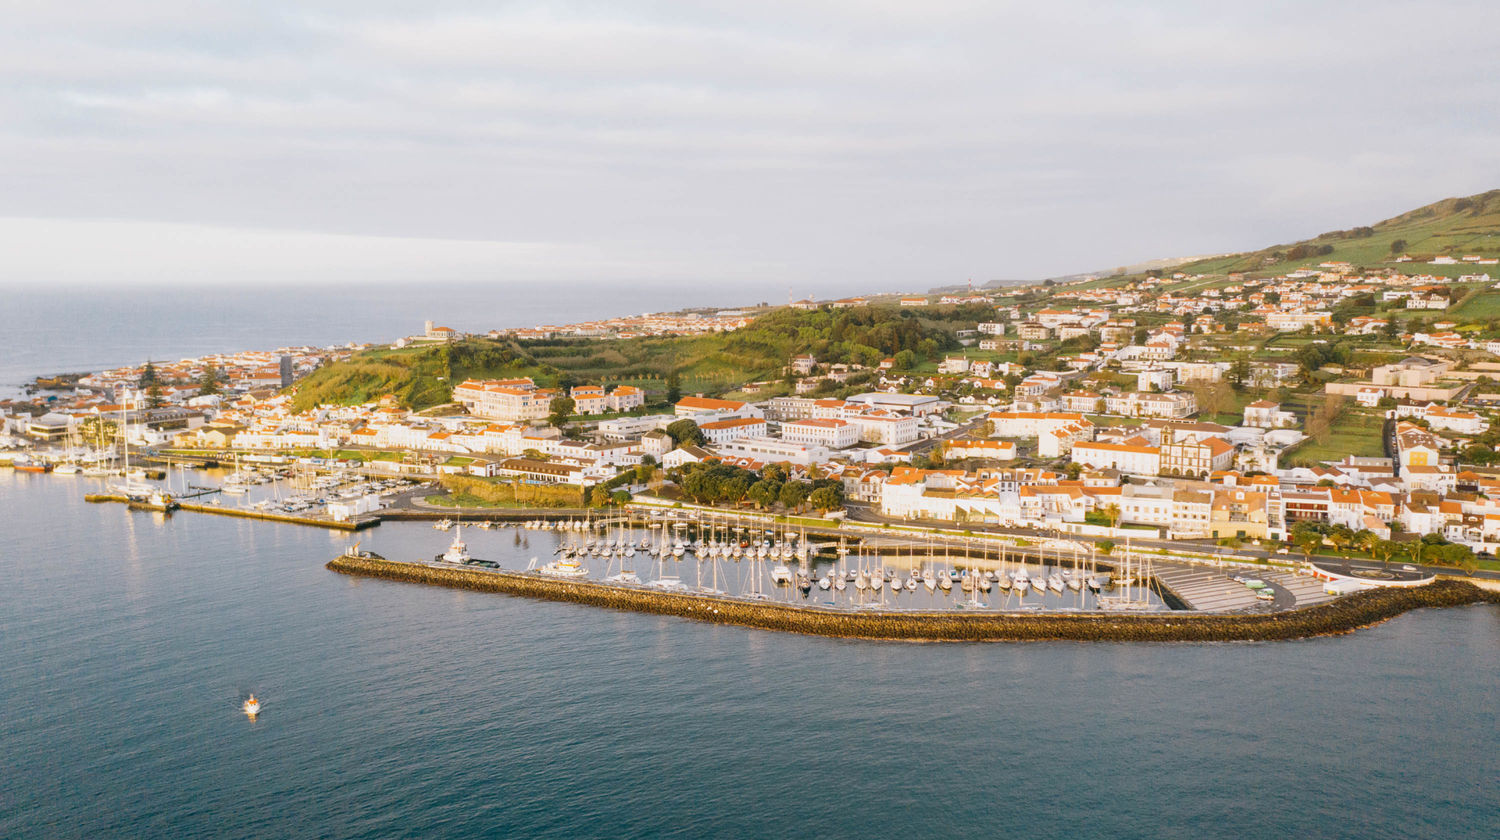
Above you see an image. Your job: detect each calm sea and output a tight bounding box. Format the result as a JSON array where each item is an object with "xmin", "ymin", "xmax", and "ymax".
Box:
[
  {"xmin": 0, "ymin": 278, "xmax": 884, "ymax": 391},
  {"xmin": 2, "ymin": 472, "xmax": 1497, "ymax": 839}
]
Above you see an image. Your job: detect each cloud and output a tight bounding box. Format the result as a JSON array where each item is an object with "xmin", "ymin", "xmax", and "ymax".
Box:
[{"xmin": 0, "ymin": 0, "xmax": 1497, "ymax": 287}]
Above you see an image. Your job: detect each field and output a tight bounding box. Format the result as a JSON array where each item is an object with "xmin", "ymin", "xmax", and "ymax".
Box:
[
  {"xmin": 1447, "ymin": 290, "xmax": 1500, "ymax": 320},
  {"xmin": 1278, "ymin": 403, "xmax": 1386, "ymax": 465},
  {"xmin": 1173, "ymin": 190, "xmax": 1500, "ymax": 278}
]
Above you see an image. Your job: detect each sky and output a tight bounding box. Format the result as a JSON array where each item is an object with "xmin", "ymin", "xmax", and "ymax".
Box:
[{"xmin": 2, "ymin": 0, "xmax": 1497, "ymax": 291}]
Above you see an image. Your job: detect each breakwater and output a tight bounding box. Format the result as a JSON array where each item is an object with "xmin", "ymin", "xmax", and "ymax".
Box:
[
  {"xmin": 85, "ymin": 494, "xmax": 378, "ymax": 531},
  {"xmin": 325, "ymin": 554, "xmax": 1498, "ymax": 642}
]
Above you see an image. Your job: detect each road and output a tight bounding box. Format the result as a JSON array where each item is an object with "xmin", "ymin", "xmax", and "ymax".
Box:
[{"xmin": 842, "ymin": 502, "xmax": 1500, "ymax": 582}]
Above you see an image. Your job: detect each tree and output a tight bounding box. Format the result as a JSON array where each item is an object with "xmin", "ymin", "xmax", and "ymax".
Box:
[
  {"xmin": 1327, "ymin": 524, "xmax": 1355, "ymax": 555},
  {"xmin": 198, "ymin": 365, "xmax": 222, "ymax": 396},
  {"xmin": 721, "ymin": 476, "xmax": 751, "ymax": 505},
  {"xmin": 808, "ymin": 485, "xmax": 843, "ymax": 512},
  {"xmin": 666, "ymin": 371, "xmax": 682, "ymax": 404},
  {"xmin": 139, "ymin": 361, "xmax": 158, "ymax": 387},
  {"xmin": 893, "ymin": 349, "xmax": 918, "ymax": 370},
  {"xmin": 548, "ymin": 396, "xmax": 576, "ymax": 428},
  {"xmin": 778, "ymin": 480, "xmax": 810, "ymax": 512},
  {"xmin": 1097, "ymin": 540, "xmax": 1115, "ymax": 556},
  {"xmin": 145, "ymin": 380, "xmax": 165, "ymax": 410},
  {"xmin": 1227, "ymin": 358, "xmax": 1250, "ymax": 391},
  {"xmin": 1133, "ymin": 327, "xmax": 1149, "ymax": 345},
  {"xmin": 1294, "ymin": 529, "xmax": 1322, "ymax": 562},
  {"xmin": 748, "ymin": 479, "xmax": 782, "ymax": 510},
  {"xmin": 1103, "ymin": 503, "xmax": 1122, "ymax": 529},
  {"xmin": 665, "ymin": 418, "xmax": 706, "ymax": 447},
  {"xmin": 1389, "ymin": 239, "xmax": 1407, "ymax": 255}
]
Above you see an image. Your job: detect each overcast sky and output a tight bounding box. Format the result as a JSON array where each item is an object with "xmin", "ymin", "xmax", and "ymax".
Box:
[{"xmin": 2, "ymin": 0, "xmax": 1497, "ymax": 290}]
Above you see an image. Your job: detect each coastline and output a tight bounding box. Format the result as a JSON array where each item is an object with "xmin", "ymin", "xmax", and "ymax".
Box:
[{"xmin": 326, "ymin": 553, "xmax": 1499, "ymax": 643}]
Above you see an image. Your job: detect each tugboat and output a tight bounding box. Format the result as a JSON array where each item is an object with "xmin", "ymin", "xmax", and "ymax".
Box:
[
  {"xmin": 243, "ymin": 695, "xmax": 261, "ymax": 717},
  {"xmin": 437, "ymin": 525, "xmax": 471, "ymax": 564}
]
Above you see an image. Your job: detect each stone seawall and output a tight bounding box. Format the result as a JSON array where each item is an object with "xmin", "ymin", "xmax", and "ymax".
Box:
[{"xmin": 325, "ymin": 555, "xmax": 1498, "ymax": 643}]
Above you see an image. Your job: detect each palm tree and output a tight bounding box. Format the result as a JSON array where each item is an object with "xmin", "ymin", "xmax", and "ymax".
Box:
[
  {"xmin": 1104, "ymin": 503, "xmax": 1122, "ymax": 529},
  {"xmin": 1354, "ymin": 529, "xmax": 1378, "ymax": 556},
  {"xmin": 1295, "ymin": 531, "xmax": 1322, "ymax": 563},
  {"xmin": 1327, "ymin": 525, "xmax": 1354, "ymax": 555}
]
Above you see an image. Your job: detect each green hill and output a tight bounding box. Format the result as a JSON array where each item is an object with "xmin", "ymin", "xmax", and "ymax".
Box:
[
  {"xmin": 289, "ymin": 304, "xmax": 989, "ymax": 412},
  {"xmin": 1179, "ymin": 189, "xmax": 1500, "ymax": 278}
]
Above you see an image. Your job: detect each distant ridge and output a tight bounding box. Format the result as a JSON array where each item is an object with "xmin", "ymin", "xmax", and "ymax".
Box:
[{"xmin": 1172, "ymin": 189, "xmax": 1500, "ymax": 276}]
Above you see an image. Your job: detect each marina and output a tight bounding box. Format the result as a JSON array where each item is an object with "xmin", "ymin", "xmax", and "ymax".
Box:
[{"xmin": 393, "ymin": 513, "xmax": 1163, "ymax": 613}]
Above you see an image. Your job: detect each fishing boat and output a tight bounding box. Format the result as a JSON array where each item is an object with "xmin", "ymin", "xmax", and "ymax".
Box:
[{"xmin": 243, "ymin": 695, "xmax": 261, "ymax": 717}]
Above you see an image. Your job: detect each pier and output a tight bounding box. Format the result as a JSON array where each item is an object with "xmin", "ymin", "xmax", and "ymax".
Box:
[{"xmin": 85, "ymin": 494, "xmax": 380, "ymax": 531}]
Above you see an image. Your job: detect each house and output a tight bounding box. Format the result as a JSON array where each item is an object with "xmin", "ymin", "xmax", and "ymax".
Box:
[
  {"xmin": 781, "ymin": 418, "xmax": 859, "ymax": 449},
  {"xmin": 1243, "ymin": 400, "xmax": 1297, "ymax": 429}
]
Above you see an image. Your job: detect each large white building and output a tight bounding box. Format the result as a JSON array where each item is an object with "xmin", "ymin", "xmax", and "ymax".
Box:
[
  {"xmin": 781, "ymin": 418, "xmax": 859, "ymax": 449},
  {"xmin": 844, "ymin": 392, "xmax": 946, "ymax": 417},
  {"xmin": 715, "ymin": 436, "xmax": 830, "ymax": 466},
  {"xmin": 454, "ymin": 378, "xmax": 556, "ymax": 422},
  {"xmin": 1071, "ymin": 440, "xmax": 1161, "ymax": 476},
  {"xmin": 699, "ymin": 416, "xmax": 768, "ymax": 445}
]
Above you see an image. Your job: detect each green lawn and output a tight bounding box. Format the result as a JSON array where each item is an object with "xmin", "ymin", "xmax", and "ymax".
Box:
[{"xmin": 1279, "ymin": 407, "xmax": 1385, "ymax": 464}]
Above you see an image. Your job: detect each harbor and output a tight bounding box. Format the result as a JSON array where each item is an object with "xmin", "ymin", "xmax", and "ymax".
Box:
[{"xmin": 326, "ymin": 548, "xmax": 1497, "ymax": 642}]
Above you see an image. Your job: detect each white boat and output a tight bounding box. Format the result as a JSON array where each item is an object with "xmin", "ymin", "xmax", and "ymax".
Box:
[
  {"xmin": 439, "ymin": 526, "xmax": 471, "ymax": 564},
  {"xmin": 53, "ymin": 463, "xmax": 81, "ymax": 475},
  {"xmin": 540, "ymin": 556, "xmax": 588, "ymax": 578},
  {"xmin": 771, "ymin": 564, "xmax": 793, "ymax": 585},
  {"xmin": 938, "ymin": 575, "xmax": 953, "ymax": 592},
  {"xmin": 904, "ymin": 576, "xmax": 917, "ymax": 591},
  {"xmin": 243, "ymin": 695, "xmax": 261, "ymax": 717},
  {"xmin": 433, "ymin": 519, "xmax": 454, "ymax": 531},
  {"xmin": 1048, "ymin": 573, "xmax": 1065, "ymax": 593},
  {"xmin": 1012, "ymin": 571, "xmax": 1031, "ymax": 594}
]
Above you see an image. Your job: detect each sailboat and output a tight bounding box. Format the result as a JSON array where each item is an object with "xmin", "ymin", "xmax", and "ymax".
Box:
[{"xmin": 112, "ymin": 395, "xmax": 154, "ymax": 498}]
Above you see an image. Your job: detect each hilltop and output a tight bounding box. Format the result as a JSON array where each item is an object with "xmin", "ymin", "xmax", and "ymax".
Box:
[
  {"xmin": 289, "ymin": 304, "xmax": 989, "ymax": 411},
  {"xmin": 1174, "ymin": 189, "xmax": 1500, "ymax": 278}
]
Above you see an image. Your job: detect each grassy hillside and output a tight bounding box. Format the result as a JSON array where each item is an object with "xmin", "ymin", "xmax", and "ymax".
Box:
[
  {"xmin": 1180, "ymin": 189, "xmax": 1500, "ymax": 277},
  {"xmin": 289, "ymin": 304, "xmax": 988, "ymax": 411}
]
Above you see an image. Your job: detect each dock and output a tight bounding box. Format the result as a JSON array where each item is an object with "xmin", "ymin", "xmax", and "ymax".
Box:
[{"xmin": 84, "ymin": 494, "xmax": 380, "ymax": 531}]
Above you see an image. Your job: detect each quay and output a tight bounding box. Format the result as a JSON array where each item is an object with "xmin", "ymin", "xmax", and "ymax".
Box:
[
  {"xmin": 85, "ymin": 494, "xmax": 379, "ymax": 531},
  {"xmin": 325, "ymin": 552, "xmax": 1497, "ymax": 643}
]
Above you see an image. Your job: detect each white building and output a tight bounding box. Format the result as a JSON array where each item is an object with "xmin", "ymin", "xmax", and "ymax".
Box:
[
  {"xmin": 781, "ymin": 418, "xmax": 859, "ymax": 449},
  {"xmin": 1071, "ymin": 440, "xmax": 1161, "ymax": 476},
  {"xmin": 699, "ymin": 416, "xmax": 768, "ymax": 445},
  {"xmin": 715, "ymin": 437, "xmax": 831, "ymax": 466}
]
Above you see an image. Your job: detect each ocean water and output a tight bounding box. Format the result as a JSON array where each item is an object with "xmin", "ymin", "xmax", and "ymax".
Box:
[
  {"xmin": 2, "ymin": 471, "xmax": 1497, "ymax": 839},
  {"xmin": 0, "ymin": 278, "xmax": 877, "ymax": 390}
]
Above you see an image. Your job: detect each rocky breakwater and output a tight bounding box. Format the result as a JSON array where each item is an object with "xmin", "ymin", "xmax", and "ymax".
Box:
[{"xmin": 325, "ymin": 554, "xmax": 1499, "ymax": 643}]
